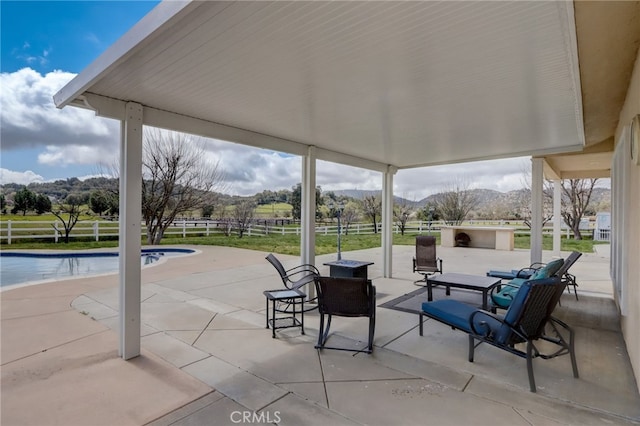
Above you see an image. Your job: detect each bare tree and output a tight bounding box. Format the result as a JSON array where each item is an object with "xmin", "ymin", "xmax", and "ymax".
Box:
[
  {"xmin": 142, "ymin": 129, "xmax": 225, "ymax": 244},
  {"xmin": 340, "ymin": 201, "xmax": 360, "ymax": 235},
  {"xmin": 361, "ymin": 195, "xmax": 382, "ymax": 234},
  {"xmin": 561, "ymin": 178, "xmax": 598, "ymax": 240},
  {"xmin": 393, "ymin": 201, "xmax": 413, "ymax": 236},
  {"xmin": 433, "ymin": 179, "xmax": 479, "ymax": 225},
  {"xmin": 50, "ymin": 195, "xmax": 86, "ymax": 243},
  {"xmin": 233, "ymin": 200, "xmax": 256, "ymax": 238}
]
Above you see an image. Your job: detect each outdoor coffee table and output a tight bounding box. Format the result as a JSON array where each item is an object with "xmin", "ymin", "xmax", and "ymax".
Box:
[{"xmin": 426, "ymin": 273, "xmax": 501, "ymax": 310}]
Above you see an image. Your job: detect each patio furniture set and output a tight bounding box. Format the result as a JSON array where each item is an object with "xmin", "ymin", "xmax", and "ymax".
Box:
[{"xmin": 264, "ymin": 238, "xmax": 583, "ymax": 392}]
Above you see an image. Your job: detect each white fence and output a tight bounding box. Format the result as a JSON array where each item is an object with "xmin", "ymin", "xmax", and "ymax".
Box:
[{"xmin": 0, "ymin": 219, "xmax": 587, "ymax": 244}]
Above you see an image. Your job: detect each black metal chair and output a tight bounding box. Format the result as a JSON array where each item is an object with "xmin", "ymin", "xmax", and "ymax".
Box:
[
  {"xmin": 412, "ymin": 236, "xmax": 443, "ymax": 286},
  {"xmin": 488, "ymin": 251, "xmax": 583, "ymax": 303},
  {"xmin": 266, "ymin": 253, "xmax": 319, "ymax": 312},
  {"xmin": 314, "ymin": 276, "xmax": 376, "ymax": 354},
  {"xmin": 421, "ymin": 277, "xmax": 578, "ymax": 392}
]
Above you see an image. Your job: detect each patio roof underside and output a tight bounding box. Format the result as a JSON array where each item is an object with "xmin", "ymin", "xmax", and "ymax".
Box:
[{"xmin": 54, "ymin": 1, "xmax": 640, "ymax": 176}]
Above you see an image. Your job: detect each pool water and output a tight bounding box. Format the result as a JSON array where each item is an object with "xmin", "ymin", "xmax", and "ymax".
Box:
[{"xmin": 0, "ymin": 248, "xmax": 195, "ymax": 288}]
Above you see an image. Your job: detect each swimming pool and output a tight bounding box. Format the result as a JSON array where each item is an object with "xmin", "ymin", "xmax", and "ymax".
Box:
[{"xmin": 0, "ymin": 248, "xmax": 196, "ymax": 288}]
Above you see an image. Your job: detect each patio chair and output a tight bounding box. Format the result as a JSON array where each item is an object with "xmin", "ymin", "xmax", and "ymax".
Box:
[
  {"xmin": 413, "ymin": 236, "xmax": 443, "ymax": 286},
  {"xmin": 314, "ymin": 276, "xmax": 376, "ymax": 354},
  {"xmin": 487, "ymin": 251, "xmax": 582, "ymax": 300},
  {"xmin": 421, "ymin": 277, "xmax": 579, "ymax": 392},
  {"xmin": 266, "ymin": 253, "xmax": 320, "ymax": 312},
  {"xmin": 490, "ymin": 258, "xmax": 565, "ymax": 310}
]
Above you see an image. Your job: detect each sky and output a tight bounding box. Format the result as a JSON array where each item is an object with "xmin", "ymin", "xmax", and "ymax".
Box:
[{"xmin": 0, "ymin": 1, "xmax": 536, "ymax": 200}]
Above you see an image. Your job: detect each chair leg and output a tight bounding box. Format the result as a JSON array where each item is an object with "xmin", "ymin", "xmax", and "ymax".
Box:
[
  {"xmin": 526, "ymin": 341, "xmax": 537, "ymax": 393},
  {"xmin": 568, "ymin": 324, "xmax": 579, "ymax": 378},
  {"xmin": 316, "ymin": 313, "xmax": 326, "ymax": 348},
  {"xmin": 367, "ymin": 314, "xmax": 375, "ymax": 353},
  {"xmin": 468, "ymin": 335, "xmax": 475, "ymax": 362}
]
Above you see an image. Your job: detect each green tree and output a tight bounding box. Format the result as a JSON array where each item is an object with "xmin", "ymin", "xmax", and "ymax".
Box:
[
  {"xmin": 34, "ymin": 194, "xmax": 52, "ymax": 215},
  {"xmin": 89, "ymin": 190, "xmax": 111, "ymax": 216},
  {"xmin": 12, "ymin": 187, "xmax": 36, "ymax": 215},
  {"xmin": 201, "ymin": 204, "xmax": 215, "ymax": 218},
  {"xmin": 289, "ymin": 183, "xmax": 322, "ymax": 221},
  {"xmin": 0, "ymin": 193, "xmax": 6, "ymax": 214}
]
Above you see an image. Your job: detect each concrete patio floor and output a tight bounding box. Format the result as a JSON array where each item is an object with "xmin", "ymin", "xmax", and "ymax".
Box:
[{"xmin": 2, "ymin": 244, "xmax": 639, "ymax": 425}]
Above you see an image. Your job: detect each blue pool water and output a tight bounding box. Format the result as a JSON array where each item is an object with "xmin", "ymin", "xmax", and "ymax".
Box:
[{"xmin": 0, "ymin": 248, "xmax": 195, "ymax": 288}]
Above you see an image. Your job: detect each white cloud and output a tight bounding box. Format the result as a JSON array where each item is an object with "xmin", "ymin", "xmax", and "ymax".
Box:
[
  {"xmin": 0, "ymin": 168, "xmax": 45, "ymax": 185},
  {"xmin": 1, "ymin": 68, "xmax": 120, "ymax": 150},
  {"xmin": 38, "ymin": 144, "xmax": 117, "ymax": 167}
]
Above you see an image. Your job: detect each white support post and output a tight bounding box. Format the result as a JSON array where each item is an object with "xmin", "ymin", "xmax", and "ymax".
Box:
[
  {"xmin": 7, "ymin": 220, "xmax": 11, "ymax": 245},
  {"xmin": 553, "ymin": 180, "xmax": 562, "ymax": 257},
  {"xmin": 530, "ymin": 158, "xmax": 544, "ymax": 264},
  {"xmin": 94, "ymin": 221, "xmax": 99, "ymax": 242},
  {"xmin": 301, "ymin": 147, "xmax": 317, "ymax": 298},
  {"xmin": 119, "ymin": 102, "xmax": 143, "ymax": 360},
  {"xmin": 382, "ymin": 166, "xmax": 397, "ymax": 278}
]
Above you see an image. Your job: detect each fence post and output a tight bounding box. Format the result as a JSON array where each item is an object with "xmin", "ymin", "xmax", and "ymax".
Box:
[
  {"xmin": 182, "ymin": 220, "xmax": 187, "ymax": 238},
  {"xmin": 94, "ymin": 221, "xmax": 99, "ymax": 241},
  {"xmin": 7, "ymin": 220, "xmax": 11, "ymax": 245},
  {"xmin": 54, "ymin": 221, "xmax": 60, "ymax": 243}
]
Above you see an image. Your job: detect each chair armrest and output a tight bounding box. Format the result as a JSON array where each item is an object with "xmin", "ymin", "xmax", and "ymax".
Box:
[
  {"xmin": 285, "ymin": 263, "xmax": 320, "ymax": 278},
  {"xmin": 469, "ymin": 309, "xmax": 503, "ymax": 337}
]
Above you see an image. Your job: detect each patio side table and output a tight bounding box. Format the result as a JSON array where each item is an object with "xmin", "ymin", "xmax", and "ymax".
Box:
[{"xmin": 263, "ymin": 289, "xmax": 306, "ymax": 338}]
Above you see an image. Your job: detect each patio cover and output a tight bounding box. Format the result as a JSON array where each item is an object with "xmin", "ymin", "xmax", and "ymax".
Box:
[
  {"xmin": 54, "ymin": 1, "xmax": 587, "ymax": 170},
  {"xmin": 53, "ymin": 1, "xmax": 640, "ymax": 359}
]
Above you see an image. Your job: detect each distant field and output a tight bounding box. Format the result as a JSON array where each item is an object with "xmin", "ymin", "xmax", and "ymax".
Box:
[{"xmin": 254, "ymin": 203, "xmax": 292, "ymax": 218}]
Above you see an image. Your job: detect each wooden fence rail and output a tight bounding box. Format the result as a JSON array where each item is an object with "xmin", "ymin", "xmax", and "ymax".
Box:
[{"xmin": 0, "ymin": 219, "xmax": 585, "ymax": 245}]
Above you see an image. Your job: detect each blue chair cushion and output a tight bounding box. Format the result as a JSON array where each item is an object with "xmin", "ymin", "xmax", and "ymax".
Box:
[{"xmin": 422, "ymin": 300, "xmax": 504, "ymax": 338}]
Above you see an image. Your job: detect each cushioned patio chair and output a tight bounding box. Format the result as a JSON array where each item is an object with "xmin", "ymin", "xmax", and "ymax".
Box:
[
  {"xmin": 266, "ymin": 253, "xmax": 319, "ymax": 312},
  {"xmin": 421, "ymin": 277, "xmax": 579, "ymax": 392},
  {"xmin": 412, "ymin": 236, "xmax": 443, "ymax": 286},
  {"xmin": 487, "ymin": 251, "xmax": 582, "ymax": 300},
  {"xmin": 314, "ymin": 276, "xmax": 376, "ymax": 354},
  {"xmin": 490, "ymin": 258, "xmax": 565, "ymax": 309}
]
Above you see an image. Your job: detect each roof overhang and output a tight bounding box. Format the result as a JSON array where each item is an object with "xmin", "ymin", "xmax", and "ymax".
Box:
[{"xmin": 54, "ymin": 1, "xmax": 592, "ymax": 173}]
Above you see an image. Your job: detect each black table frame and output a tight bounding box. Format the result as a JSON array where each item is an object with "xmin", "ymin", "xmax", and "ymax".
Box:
[{"xmin": 263, "ymin": 289, "xmax": 306, "ymax": 338}]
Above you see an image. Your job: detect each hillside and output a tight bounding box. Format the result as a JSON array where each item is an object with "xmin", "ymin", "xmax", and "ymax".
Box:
[{"xmin": 1, "ymin": 178, "xmax": 610, "ymax": 218}]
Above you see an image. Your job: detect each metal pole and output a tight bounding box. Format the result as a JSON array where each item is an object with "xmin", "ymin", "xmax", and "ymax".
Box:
[{"xmin": 337, "ymin": 210, "xmax": 342, "ymax": 260}]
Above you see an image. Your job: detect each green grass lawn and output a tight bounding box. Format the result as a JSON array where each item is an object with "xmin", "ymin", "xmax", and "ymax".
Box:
[{"xmin": 1, "ymin": 230, "xmax": 600, "ymax": 255}]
